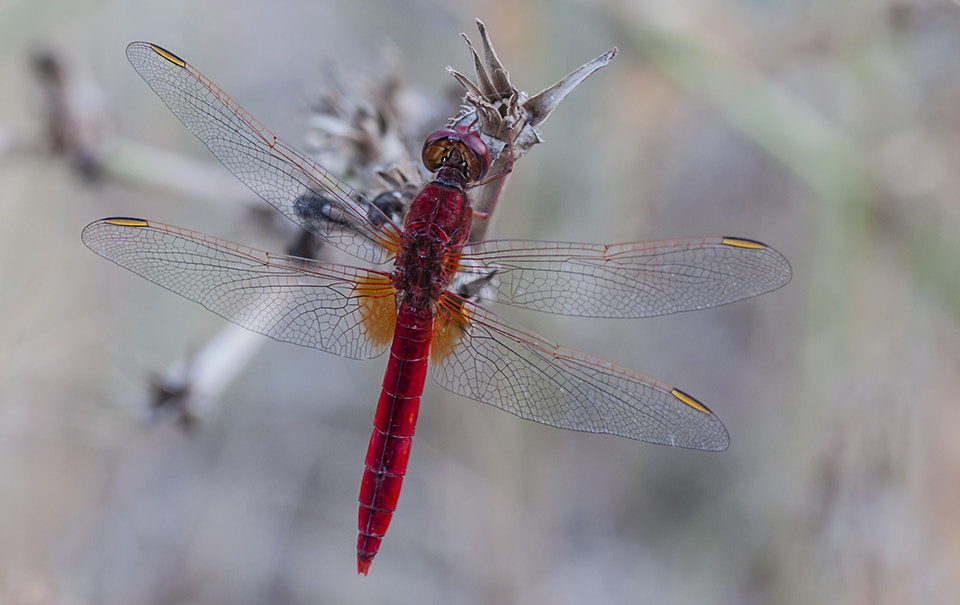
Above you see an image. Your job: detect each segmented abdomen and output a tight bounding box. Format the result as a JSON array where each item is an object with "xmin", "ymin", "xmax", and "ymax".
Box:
[{"xmin": 357, "ymin": 299, "xmax": 433, "ymax": 574}]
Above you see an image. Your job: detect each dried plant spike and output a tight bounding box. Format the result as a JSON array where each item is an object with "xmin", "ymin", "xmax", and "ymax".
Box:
[
  {"xmin": 474, "ymin": 19, "xmax": 512, "ymax": 97},
  {"xmin": 447, "ymin": 65, "xmax": 484, "ymax": 100},
  {"xmin": 460, "ymin": 32, "xmax": 498, "ymax": 101},
  {"xmin": 452, "ymin": 21, "xmax": 618, "ymax": 147},
  {"xmin": 450, "ymin": 21, "xmax": 618, "ymax": 240},
  {"xmin": 525, "ymin": 47, "xmax": 618, "ymax": 128}
]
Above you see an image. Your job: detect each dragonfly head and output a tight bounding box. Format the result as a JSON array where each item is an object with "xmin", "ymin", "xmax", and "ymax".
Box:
[{"xmin": 421, "ymin": 127, "xmax": 490, "ymax": 185}]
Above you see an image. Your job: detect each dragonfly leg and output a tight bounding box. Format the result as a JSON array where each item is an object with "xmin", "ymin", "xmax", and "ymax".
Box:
[{"xmin": 471, "ymin": 125, "xmax": 516, "ymax": 220}]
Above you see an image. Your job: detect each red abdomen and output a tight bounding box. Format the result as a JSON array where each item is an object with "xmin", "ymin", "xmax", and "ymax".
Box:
[{"xmin": 357, "ymin": 299, "xmax": 433, "ymax": 574}]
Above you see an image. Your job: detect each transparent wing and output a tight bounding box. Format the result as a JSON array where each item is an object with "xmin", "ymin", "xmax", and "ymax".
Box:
[
  {"xmin": 82, "ymin": 218, "xmax": 397, "ymax": 360},
  {"xmin": 431, "ymin": 293, "xmax": 729, "ymax": 450},
  {"xmin": 126, "ymin": 42, "xmax": 402, "ymax": 265},
  {"xmin": 459, "ymin": 237, "xmax": 792, "ymax": 318}
]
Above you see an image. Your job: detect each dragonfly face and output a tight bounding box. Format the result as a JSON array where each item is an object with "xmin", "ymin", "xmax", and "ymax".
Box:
[
  {"xmin": 421, "ymin": 127, "xmax": 491, "ymax": 186},
  {"xmin": 82, "ymin": 41, "xmax": 792, "ymax": 575}
]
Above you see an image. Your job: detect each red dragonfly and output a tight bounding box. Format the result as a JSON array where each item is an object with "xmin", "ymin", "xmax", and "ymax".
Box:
[{"xmin": 83, "ymin": 42, "xmax": 792, "ymax": 574}]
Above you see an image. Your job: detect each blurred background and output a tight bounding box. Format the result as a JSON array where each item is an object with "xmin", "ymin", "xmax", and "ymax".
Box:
[{"xmin": 1, "ymin": 0, "xmax": 958, "ymax": 603}]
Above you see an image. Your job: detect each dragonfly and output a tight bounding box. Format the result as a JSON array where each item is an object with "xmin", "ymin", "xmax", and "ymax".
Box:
[{"xmin": 83, "ymin": 42, "xmax": 792, "ymax": 575}]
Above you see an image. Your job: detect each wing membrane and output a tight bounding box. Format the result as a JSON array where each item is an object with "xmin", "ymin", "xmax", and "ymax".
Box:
[
  {"xmin": 82, "ymin": 218, "xmax": 395, "ymax": 360},
  {"xmin": 431, "ymin": 293, "xmax": 729, "ymax": 450},
  {"xmin": 459, "ymin": 237, "xmax": 791, "ymax": 318},
  {"xmin": 126, "ymin": 42, "xmax": 401, "ymax": 264}
]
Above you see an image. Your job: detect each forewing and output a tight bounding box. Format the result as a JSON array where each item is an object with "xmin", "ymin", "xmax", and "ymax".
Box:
[
  {"xmin": 431, "ymin": 293, "xmax": 729, "ymax": 450},
  {"xmin": 459, "ymin": 237, "xmax": 791, "ymax": 318},
  {"xmin": 82, "ymin": 218, "xmax": 396, "ymax": 360},
  {"xmin": 126, "ymin": 42, "xmax": 402, "ymax": 264}
]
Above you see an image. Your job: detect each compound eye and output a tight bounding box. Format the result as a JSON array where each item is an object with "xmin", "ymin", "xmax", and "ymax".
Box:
[
  {"xmin": 458, "ymin": 129, "xmax": 490, "ymax": 182},
  {"xmin": 421, "ymin": 129, "xmax": 458, "ymax": 173},
  {"xmin": 421, "ymin": 128, "xmax": 490, "ymax": 183}
]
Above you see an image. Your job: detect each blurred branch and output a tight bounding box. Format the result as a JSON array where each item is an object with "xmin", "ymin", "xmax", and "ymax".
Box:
[
  {"xmin": 614, "ymin": 18, "xmax": 874, "ymax": 219},
  {"xmin": 900, "ymin": 212, "xmax": 960, "ymax": 314},
  {"xmin": 100, "ymin": 139, "xmax": 254, "ymax": 205},
  {"xmin": 612, "ymin": 9, "xmax": 960, "ymax": 317}
]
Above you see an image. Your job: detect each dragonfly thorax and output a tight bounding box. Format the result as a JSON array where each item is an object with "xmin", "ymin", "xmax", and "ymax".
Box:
[
  {"xmin": 392, "ymin": 230, "xmax": 459, "ymax": 300},
  {"xmin": 393, "ymin": 177, "xmax": 474, "ymax": 303}
]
